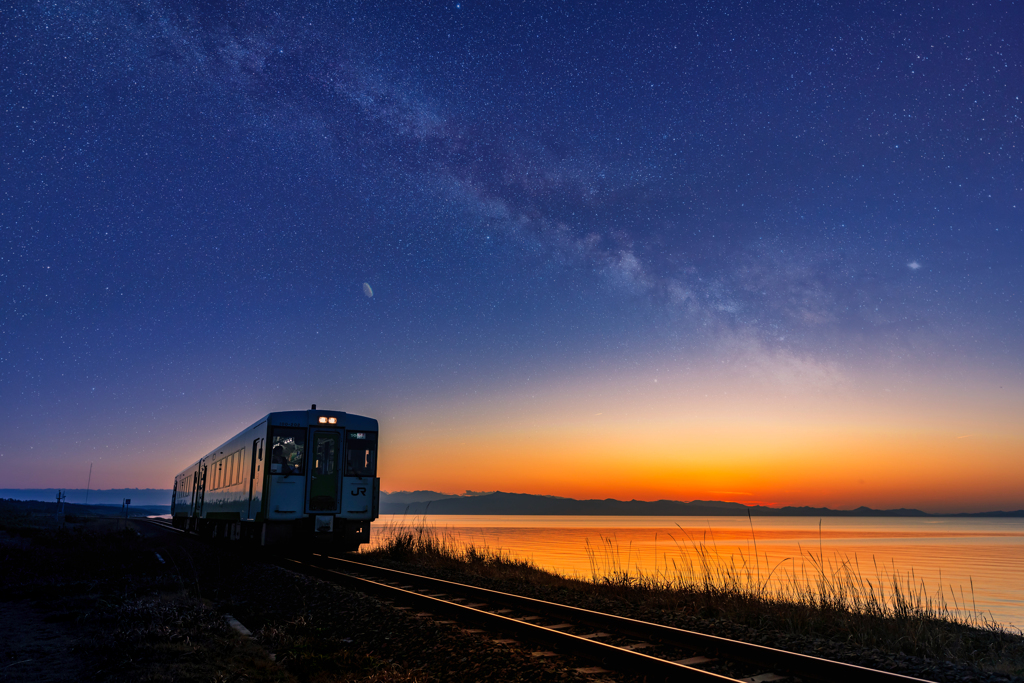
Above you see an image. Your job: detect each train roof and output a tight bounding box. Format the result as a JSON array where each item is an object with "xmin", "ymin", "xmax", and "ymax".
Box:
[{"xmin": 174, "ymin": 408, "xmax": 378, "ymax": 478}]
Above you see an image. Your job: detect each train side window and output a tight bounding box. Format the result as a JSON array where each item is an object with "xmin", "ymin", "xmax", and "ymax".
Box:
[{"xmin": 270, "ymin": 428, "xmax": 306, "ymax": 476}]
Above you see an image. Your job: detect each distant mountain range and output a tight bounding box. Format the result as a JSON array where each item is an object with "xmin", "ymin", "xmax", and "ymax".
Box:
[
  {"xmin": 0, "ymin": 488, "xmax": 172, "ymax": 506},
  {"xmin": 379, "ymin": 490, "xmax": 1024, "ymax": 517},
  {"xmin": 4, "ymin": 488, "xmax": 1021, "ymax": 517}
]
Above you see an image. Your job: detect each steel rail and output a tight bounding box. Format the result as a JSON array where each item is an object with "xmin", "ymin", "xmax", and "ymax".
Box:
[
  {"xmin": 138, "ymin": 521, "xmax": 933, "ymax": 683},
  {"xmin": 308, "ymin": 555, "xmax": 933, "ymax": 683},
  {"xmin": 144, "ymin": 522, "xmax": 722, "ymax": 679},
  {"xmin": 147, "ymin": 518, "xmax": 180, "ymax": 531},
  {"xmin": 284, "ymin": 555, "xmax": 739, "ymax": 682}
]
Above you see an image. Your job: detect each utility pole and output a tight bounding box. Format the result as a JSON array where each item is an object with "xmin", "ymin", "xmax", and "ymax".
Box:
[
  {"xmin": 84, "ymin": 463, "xmax": 92, "ymax": 505},
  {"xmin": 55, "ymin": 489, "xmax": 66, "ymax": 528}
]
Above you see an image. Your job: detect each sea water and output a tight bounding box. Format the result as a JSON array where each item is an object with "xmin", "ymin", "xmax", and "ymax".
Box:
[{"xmin": 370, "ymin": 515, "xmax": 1024, "ymax": 630}]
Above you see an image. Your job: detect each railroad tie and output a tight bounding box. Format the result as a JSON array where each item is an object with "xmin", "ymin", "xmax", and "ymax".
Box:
[
  {"xmin": 575, "ymin": 666, "xmax": 610, "ymax": 674},
  {"xmin": 224, "ymin": 614, "xmax": 253, "ymax": 638}
]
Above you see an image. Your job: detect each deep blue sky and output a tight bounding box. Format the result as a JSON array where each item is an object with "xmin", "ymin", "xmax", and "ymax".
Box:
[{"xmin": 2, "ymin": 1, "xmax": 1022, "ymax": 509}]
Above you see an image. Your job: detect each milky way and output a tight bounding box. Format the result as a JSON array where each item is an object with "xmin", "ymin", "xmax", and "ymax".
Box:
[{"xmin": 2, "ymin": 1, "xmax": 1022, "ymax": 499}]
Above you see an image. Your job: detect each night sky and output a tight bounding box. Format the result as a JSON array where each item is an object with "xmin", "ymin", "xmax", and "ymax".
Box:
[{"xmin": 3, "ymin": 1, "xmax": 1022, "ymax": 512}]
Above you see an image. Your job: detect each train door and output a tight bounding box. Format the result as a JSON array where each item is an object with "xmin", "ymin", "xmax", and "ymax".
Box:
[
  {"xmin": 247, "ymin": 437, "xmax": 263, "ymax": 519},
  {"xmin": 307, "ymin": 430, "xmax": 341, "ymax": 516},
  {"xmin": 267, "ymin": 427, "xmax": 306, "ymax": 518},
  {"xmin": 189, "ymin": 470, "xmax": 199, "ymax": 518},
  {"xmin": 340, "ymin": 431, "xmax": 377, "ymax": 519},
  {"xmin": 196, "ymin": 463, "xmax": 208, "ymax": 519}
]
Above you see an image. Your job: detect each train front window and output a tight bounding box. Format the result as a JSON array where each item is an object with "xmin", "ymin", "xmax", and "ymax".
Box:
[
  {"xmin": 270, "ymin": 427, "xmax": 306, "ymax": 475},
  {"xmin": 345, "ymin": 432, "xmax": 377, "ymax": 477}
]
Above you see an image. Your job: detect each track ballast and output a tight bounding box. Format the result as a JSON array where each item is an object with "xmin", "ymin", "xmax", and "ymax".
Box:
[{"xmin": 286, "ymin": 553, "xmax": 935, "ymax": 683}]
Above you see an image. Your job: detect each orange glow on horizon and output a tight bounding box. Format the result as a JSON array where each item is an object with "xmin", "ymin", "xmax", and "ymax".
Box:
[
  {"xmin": 378, "ymin": 359, "xmax": 1024, "ymax": 514},
  {"xmin": 13, "ymin": 354, "xmax": 1021, "ymax": 516}
]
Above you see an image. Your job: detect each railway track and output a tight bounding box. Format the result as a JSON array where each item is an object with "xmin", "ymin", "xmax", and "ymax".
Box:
[
  {"xmin": 287, "ymin": 553, "xmax": 934, "ymax": 683},
  {"xmin": 142, "ymin": 520, "xmax": 933, "ymax": 682}
]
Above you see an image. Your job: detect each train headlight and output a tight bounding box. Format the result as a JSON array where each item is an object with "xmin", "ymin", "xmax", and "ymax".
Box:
[
  {"xmin": 318, "ymin": 417, "xmax": 328, "ymax": 424},
  {"xmin": 328, "ymin": 417, "xmax": 337, "ymax": 424}
]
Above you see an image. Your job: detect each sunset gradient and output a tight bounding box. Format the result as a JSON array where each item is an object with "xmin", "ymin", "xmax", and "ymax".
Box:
[
  {"xmin": 2, "ymin": 1, "xmax": 1022, "ymax": 514},
  {"xmin": 379, "ymin": 358, "xmax": 1024, "ymax": 513}
]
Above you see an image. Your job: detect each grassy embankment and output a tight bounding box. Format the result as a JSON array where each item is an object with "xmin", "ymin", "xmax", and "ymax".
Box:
[{"xmin": 361, "ymin": 518, "xmax": 1024, "ymax": 677}]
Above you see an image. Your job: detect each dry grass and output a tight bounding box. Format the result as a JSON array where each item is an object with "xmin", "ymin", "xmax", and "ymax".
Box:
[
  {"xmin": 584, "ymin": 522, "xmax": 992, "ymax": 625},
  {"xmin": 362, "ymin": 517, "xmax": 1024, "ymax": 675},
  {"xmin": 363, "ymin": 517, "xmax": 569, "ymax": 591}
]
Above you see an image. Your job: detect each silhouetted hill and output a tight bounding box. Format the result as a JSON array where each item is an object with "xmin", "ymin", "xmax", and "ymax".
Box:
[
  {"xmin": 0, "ymin": 498, "xmax": 169, "ymax": 517},
  {"xmin": 0, "ymin": 488, "xmax": 172, "ymax": 506},
  {"xmin": 382, "ymin": 490, "xmax": 476, "ymax": 505},
  {"xmin": 6, "ymin": 489, "xmax": 1020, "ymax": 517},
  {"xmin": 380, "ymin": 491, "xmax": 1024, "ymax": 517}
]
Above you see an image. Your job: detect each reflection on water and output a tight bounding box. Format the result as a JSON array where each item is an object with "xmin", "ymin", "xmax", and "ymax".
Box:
[{"xmin": 371, "ymin": 515, "xmax": 1024, "ymax": 629}]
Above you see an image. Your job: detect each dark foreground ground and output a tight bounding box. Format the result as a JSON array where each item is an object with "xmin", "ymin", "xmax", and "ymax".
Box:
[
  {"xmin": 0, "ymin": 502, "xmax": 595, "ymax": 683},
  {"xmin": 1, "ymin": 500, "xmax": 1021, "ymax": 682}
]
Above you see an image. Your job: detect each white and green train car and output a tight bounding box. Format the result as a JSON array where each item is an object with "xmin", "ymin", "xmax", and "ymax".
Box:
[{"xmin": 171, "ymin": 406, "xmax": 380, "ymax": 550}]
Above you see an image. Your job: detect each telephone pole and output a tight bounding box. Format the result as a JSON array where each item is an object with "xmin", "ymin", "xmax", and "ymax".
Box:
[
  {"xmin": 85, "ymin": 462, "xmax": 92, "ymax": 505},
  {"xmin": 55, "ymin": 489, "xmax": 66, "ymax": 528}
]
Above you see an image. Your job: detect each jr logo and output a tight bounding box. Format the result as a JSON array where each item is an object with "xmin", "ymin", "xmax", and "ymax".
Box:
[{"xmin": 350, "ymin": 487, "xmax": 367, "ymax": 496}]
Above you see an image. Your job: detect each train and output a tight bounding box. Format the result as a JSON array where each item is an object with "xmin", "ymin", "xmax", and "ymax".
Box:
[{"xmin": 171, "ymin": 406, "xmax": 380, "ymax": 551}]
